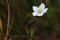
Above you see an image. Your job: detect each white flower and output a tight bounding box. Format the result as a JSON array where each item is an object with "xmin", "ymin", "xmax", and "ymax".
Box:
[{"xmin": 32, "ymin": 3, "xmax": 48, "ymax": 16}]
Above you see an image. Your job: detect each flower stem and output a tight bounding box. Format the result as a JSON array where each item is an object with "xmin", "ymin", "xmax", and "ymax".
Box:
[{"xmin": 29, "ymin": 29, "xmax": 34, "ymax": 40}]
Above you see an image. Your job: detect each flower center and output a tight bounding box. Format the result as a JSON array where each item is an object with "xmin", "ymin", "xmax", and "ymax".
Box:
[{"xmin": 37, "ymin": 8, "xmax": 42, "ymax": 13}]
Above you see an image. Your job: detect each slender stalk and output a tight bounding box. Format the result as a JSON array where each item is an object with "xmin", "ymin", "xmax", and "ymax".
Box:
[
  {"xmin": 0, "ymin": 18, "xmax": 4, "ymax": 40},
  {"xmin": 4, "ymin": 0, "xmax": 11, "ymax": 40},
  {"xmin": 29, "ymin": 29, "xmax": 34, "ymax": 40}
]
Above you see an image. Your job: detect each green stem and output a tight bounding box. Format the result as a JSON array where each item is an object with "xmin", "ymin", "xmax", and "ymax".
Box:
[{"xmin": 29, "ymin": 29, "xmax": 34, "ymax": 40}]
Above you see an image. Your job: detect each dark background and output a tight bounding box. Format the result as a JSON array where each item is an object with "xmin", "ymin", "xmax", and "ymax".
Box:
[{"xmin": 0, "ymin": 0, "xmax": 60, "ymax": 40}]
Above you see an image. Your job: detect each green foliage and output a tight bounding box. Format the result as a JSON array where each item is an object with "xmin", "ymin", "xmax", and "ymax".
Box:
[
  {"xmin": 46, "ymin": 6, "xmax": 55, "ymax": 26},
  {"xmin": 32, "ymin": 0, "xmax": 41, "ymax": 6}
]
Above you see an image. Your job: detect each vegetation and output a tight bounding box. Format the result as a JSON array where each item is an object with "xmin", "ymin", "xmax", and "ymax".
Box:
[{"xmin": 0, "ymin": 0, "xmax": 60, "ymax": 40}]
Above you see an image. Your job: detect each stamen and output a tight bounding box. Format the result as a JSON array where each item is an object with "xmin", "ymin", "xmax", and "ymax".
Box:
[{"xmin": 37, "ymin": 8, "xmax": 42, "ymax": 13}]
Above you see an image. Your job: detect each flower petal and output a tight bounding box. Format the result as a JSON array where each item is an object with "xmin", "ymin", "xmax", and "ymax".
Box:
[
  {"xmin": 37, "ymin": 13, "xmax": 44, "ymax": 16},
  {"xmin": 43, "ymin": 8, "xmax": 48, "ymax": 13},
  {"xmin": 39, "ymin": 3, "xmax": 45, "ymax": 9},
  {"xmin": 32, "ymin": 12, "xmax": 38, "ymax": 16},
  {"xmin": 32, "ymin": 6, "xmax": 38, "ymax": 11}
]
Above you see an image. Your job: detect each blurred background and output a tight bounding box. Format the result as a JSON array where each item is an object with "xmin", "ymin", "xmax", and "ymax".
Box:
[{"xmin": 0, "ymin": 0, "xmax": 60, "ymax": 40}]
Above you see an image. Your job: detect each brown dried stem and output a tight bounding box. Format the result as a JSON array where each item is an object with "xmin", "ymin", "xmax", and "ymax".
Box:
[{"xmin": 4, "ymin": 0, "xmax": 11, "ymax": 40}]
